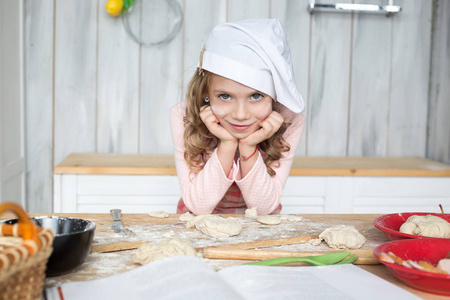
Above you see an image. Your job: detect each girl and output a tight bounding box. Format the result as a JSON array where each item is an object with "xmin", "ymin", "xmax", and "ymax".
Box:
[{"xmin": 170, "ymin": 19, "xmax": 305, "ymax": 215}]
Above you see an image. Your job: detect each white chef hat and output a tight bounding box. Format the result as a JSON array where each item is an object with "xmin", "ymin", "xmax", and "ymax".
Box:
[{"xmin": 199, "ymin": 19, "xmax": 304, "ymax": 113}]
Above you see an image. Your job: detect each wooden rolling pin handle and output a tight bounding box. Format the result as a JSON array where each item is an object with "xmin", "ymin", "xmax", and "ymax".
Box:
[
  {"xmin": 91, "ymin": 240, "xmax": 147, "ymax": 253},
  {"xmin": 195, "ymin": 235, "xmax": 319, "ymax": 252}
]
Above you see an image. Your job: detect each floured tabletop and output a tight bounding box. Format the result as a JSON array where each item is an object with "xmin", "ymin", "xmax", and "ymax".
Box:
[{"xmin": 18, "ymin": 213, "xmax": 448, "ymax": 299}]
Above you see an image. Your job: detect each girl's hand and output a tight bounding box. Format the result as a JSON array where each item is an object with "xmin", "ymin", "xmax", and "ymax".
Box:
[
  {"xmin": 240, "ymin": 111, "xmax": 284, "ymax": 147},
  {"xmin": 200, "ymin": 106, "xmax": 236, "ymax": 143}
]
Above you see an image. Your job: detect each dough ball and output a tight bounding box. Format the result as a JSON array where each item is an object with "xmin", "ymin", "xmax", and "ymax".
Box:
[
  {"xmin": 280, "ymin": 215, "xmax": 303, "ymax": 223},
  {"xmin": 132, "ymin": 238, "xmax": 196, "ymax": 265},
  {"xmin": 399, "ymin": 215, "xmax": 450, "ymax": 238},
  {"xmin": 308, "ymin": 238, "xmax": 322, "ymax": 246},
  {"xmin": 319, "ymin": 226, "xmax": 366, "ymax": 249},
  {"xmin": 187, "ymin": 215, "xmax": 242, "ymax": 238},
  {"xmin": 148, "ymin": 211, "xmax": 169, "ymax": 218},
  {"xmin": 257, "ymin": 215, "xmax": 281, "ymax": 225},
  {"xmin": 179, "ymin": 212, "xmax": 195, "ymax": 222},
  {"xmin": 245, "ymin": 207, "xmax": 258, "ymax": 218}
]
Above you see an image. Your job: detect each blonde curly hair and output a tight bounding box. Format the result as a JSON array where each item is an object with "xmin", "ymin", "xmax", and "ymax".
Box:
[{"xmin": 183, "ymin": 70, "xmax": 290, "ymax": 176}]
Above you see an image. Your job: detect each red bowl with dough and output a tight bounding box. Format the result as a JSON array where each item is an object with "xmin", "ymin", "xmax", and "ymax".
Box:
[
  {"xmin": 373, "ymin": 212, "xmax": 450, "ymax": 241},
  {"xmin": 373, "ymin": 238, "xmax": 450, "ymax": 296}
]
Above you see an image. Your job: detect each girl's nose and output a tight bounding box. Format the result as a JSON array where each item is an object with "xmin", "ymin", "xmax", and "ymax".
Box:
[{"xmin": 232, "ymin": 101, "xmax": 250, "ymax": 120}]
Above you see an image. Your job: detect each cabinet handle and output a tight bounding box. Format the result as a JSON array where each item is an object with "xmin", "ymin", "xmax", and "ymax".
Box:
[{"xmin": 308, "ymin": 0, "xmax": 401, "ymax": 16}]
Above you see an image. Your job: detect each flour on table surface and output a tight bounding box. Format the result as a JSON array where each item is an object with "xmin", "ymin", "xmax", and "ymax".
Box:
[{"xmin": 45, "ymin": 216, "xmax": 385, "ymax": 286}]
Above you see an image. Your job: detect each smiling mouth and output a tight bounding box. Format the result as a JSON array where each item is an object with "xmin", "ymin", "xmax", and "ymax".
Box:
[{"xmin": 230, "ymin": 123, "xmax": 251, "ymax": 131}]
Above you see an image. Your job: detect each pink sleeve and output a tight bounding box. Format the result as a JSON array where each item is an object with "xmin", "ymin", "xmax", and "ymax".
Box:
[
  {"xmin": 170, "ymin": 102, "xmax": 235, "ymax": 215},
  {"xmin": 235, "ymin": 111, "xmax": 305, "ymax": 215}
]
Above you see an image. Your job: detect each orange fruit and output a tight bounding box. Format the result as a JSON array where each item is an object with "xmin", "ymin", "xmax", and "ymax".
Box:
[{"xmin": 105, "ymin": 0, "xmax": 123, "ymax": 17}]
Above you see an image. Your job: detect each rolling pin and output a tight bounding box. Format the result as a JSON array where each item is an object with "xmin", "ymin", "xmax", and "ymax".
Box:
[
  {"xmin": 195, "ymin": 235, "xmax": 319, "ymax": 251},
  {"xmin": 202, "ymin": 248, "xmax": 378, "ymax": 265},
  {"xmin": 91, "ymin": 240, "xmax": 147, "ymax": 253}
]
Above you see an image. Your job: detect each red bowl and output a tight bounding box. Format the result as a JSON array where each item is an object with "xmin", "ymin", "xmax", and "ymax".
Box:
[
  {"xmin": 373, "ymin": 239, "xmax": 450, "ymax": 296},
  {"xmin": 373, "ymin": 212, "xmax": 450, "ymax": 241}
]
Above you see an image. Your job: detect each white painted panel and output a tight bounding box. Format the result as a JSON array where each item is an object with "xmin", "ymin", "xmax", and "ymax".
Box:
[
  {"xmin": 60, "ymin": 175, "xmax": 77, "ymax": 213},
  {"xmin": 355, "ymin": 197, "xmax": 450, "ymax": 207},
  {"xmin": 77, "ymin": 196, "xmax": 179, "ymax": 213},
  {"xmin": 78, "ymin": 195, "xmax": 180, "ymax": 205},
  {"xmin": 308, "ymin": 0, "xmax": 352, "ymax": 156},
  {"xmin": 281, "ymin": 196, "xmax": 324, "ymax": 206},
  {"xmin": 324, "ymin": 177, "xmax": 354, "ymax": 213},
  {"xmin": 227, "ymin": 0, "xmax": 270, "ymax": 21},
  {"xmin": 76, "ymin": 175, "xmax": 181, "ymax": 195},
  {"xmin": 181, "ymin": 0, "xmax": 227, "ymax": 97},
  {"xmin": 354, "ymin": 206, "xmax": 443, "ymax": 214},
  {"xmin": 354, "ymin": 177, "xmax": 450, "ymax": 197},
  {"xmin": 97, "ymin": 0, "xmax": 139, "ymax": 153},
  {"xmin": 271, "ymin": 0, "xmax": 310, "ymax": 155},
  {"xmin": 77, "ymin": 203, "xmax": 177, "ymax": 214},
  {"xmin": 428, "ymin": 0, "xmax": 450, "ymax": 164},
  {"xmin": 388, "ymin": 0, "xmax": 431, "ymax": 157},
  {"xmin": 284, "ymin": 176, "xmax": 326, "ymax": 196},
  {"xmin": 53, "ymin": 175, "xmax": 61, "ymax": 212},
  {"xmin": 140, "ymin": 0, "xmax": 185, "ymax": 154},
  {"xmin": 348, "ymin": 0, "xmax": 391, "ymax": 156},
  {"xmin": 24, "ymin": 0, "xmax": 54, "ymax": 212},
  {"xmin": 54, "ymin": 0, "xmax": 97, "ymax": 165},
  {"xmin": 282, "ymin": 206, "xmax": 324, "ymax": 214}
]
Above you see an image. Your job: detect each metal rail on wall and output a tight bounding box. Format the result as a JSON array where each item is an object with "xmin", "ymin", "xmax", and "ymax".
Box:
[{"xmin": 308, "ymin": 0, "xmax": 402, "ymax": 16}]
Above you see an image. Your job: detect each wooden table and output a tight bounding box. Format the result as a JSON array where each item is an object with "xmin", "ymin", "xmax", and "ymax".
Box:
[{"xmin": 24, "ymin": 213, "xmax": 449, "ymax": 299}]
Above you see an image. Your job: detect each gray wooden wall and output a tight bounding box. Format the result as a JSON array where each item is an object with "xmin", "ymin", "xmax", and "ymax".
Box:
[{"xmin": 24, "ymin": 0, "xmax": 449, "ymax": 212}]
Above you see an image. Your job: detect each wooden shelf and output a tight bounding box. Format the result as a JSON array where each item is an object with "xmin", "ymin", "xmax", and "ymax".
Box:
[{"xmin": 54, "ymin": 153, "xmax": 450, "ymax": 177}]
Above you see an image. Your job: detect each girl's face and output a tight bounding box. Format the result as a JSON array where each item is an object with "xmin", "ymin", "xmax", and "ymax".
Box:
[{"xmin": 208, "ymin": 74, "xmax": 273, "ymax": 139}]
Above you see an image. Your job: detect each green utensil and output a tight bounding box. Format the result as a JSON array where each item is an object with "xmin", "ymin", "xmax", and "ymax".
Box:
[{"xmin": 244, "ymin": 252, "xmax": 355, "ymax": 267}]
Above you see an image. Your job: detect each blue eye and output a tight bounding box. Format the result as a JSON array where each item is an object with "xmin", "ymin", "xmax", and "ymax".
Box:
[
  {"xmin": 251, "ymin": 93, "xmax": 264, "ymax": 101},
  {"xmin": 219, "ymin": 94, "xmax": 231, "ymax": 101}
]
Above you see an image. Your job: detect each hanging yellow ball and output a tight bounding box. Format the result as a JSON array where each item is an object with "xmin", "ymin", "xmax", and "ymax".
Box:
[{"xmin": 105, "ymin": 0, "xmax": 124, "ymax": 17}]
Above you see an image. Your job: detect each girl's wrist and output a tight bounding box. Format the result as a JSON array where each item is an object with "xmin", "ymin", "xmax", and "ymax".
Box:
[{"xmin": 239, "ymin": 144, "xmax": 258, "ymax": 161}]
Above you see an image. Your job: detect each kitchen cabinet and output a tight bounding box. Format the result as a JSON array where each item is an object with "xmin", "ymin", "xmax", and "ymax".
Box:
[{"xmin": 54, "ymin": 154, "xmax": 450, "ymax": 214}]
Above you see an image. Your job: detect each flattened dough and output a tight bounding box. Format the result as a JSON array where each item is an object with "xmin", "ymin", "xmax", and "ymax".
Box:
[
  {"xmin": 179, "ymin": 212, "xmax": 195, "ymax": 222},
  {"xmin": 399, "ymin": 215, "xmax": 450, "ymax": 238},
  {"xmin": 187, "ymin": 215, "xmax": 242, "ymax": 238},
  {"xmin": 132, "ymin": 238, "xmax": 196, "ymax": 265},
  {"xmin": 280, "ymin": 215, "xmax": 303, "ymax": 223},
  {"xmin": 319, "ymin": 226, "xmax": 366, "ymax": 249},
  {"xmin": 257, "ymin": 215, "xmax": 281, "ymax": 225},
  {"xmin": 245, "ymin": 207, "xmax": 258, "ymax": 218},
  {"xmin": 148, "ymin": 211, "xmax": 169, "ymax": 218}
]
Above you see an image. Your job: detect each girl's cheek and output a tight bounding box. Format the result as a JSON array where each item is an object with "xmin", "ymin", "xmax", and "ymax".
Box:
[
  {"xmin": 255, "ymin": 102, "xmax": 272, "ymax": 119},
  {"xmin": 211, "ymin": 105, "xmax": 226, "ymax": 116}
]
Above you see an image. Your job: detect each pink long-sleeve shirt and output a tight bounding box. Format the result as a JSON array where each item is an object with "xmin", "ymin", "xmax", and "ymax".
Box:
[{"xmin": 170, "ymin": 101, "xmax": 305, "ymax": 215}]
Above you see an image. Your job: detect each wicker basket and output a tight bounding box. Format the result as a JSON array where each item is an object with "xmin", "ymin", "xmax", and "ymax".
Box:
[{"xmin": 0, "ymin": 202, "xmax": 54, "ymax": 300}]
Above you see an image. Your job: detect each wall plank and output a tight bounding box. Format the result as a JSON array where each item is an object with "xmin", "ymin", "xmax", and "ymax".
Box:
[
  {"xmin": 308, "ymin": 0, "xmax": 352, "ymax": 156},
  {"xmin": 388, "ymin": 0, "xmax": 431, "ymax": 156},
  {"xmin": 140, "ymin": 0, "xmax": 185, "ymax": 154},
  {"xmin": 271, "ymin": 0, "xmax": 310, "ymax": 156},
  {"xmin": 54, "ymin": 0, "xmax": 97, "ymax": 165},
  {"xmin": 97, "ymin": 0, "xmax": 140, "ymax": 153},
  {"xmin": 227, "ymin": 0, "xmax": 270, "ymax": 21},
  {"xmin": 428, "ymin": 0, "xmax": 450, "ymax": 164},
  {"xmin": 24, "ymin": 0, "xmax": 54, "ymax": 212},
  {"xmin": 348, "ymin": 0, "xmax": 392, "ymax": 156},
  {"xmin": 182, "ymin": 0, "xmax": 227, "ymax": 97}
]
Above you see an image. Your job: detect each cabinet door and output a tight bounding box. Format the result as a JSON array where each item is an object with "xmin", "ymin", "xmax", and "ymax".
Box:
[
  {"xmin": 353, "ymin": 177, "xmax": 450, "ymax": 213},
  {"xmin": 76, "ymin": 175, "xmax": 181, "ymax": 213}
]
